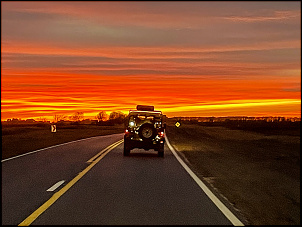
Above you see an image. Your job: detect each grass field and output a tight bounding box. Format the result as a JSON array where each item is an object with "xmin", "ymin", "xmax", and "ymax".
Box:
[
  {"xmin": 2, "ymin": 123, "xmax": 124, "ymax": 160},
  {"xmin": 166, "ymin": 121, "xmax": 300, "ymax": 225}
]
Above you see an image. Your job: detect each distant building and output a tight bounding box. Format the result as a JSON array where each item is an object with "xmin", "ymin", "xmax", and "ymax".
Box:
[{"xmin": 25, "ymin": 119, "xmax": 35, "ymax": 123}]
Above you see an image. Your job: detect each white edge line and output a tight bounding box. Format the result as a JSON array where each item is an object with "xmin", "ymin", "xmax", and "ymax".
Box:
[
  {"xmin": 46, "ymin": 180, "xmax": 65, "ymax": 192},
  {"xmin": 2, "ymin": 133, "xmax": 124, "ymax": 163},
  {"xmin": 165, "ymin": 136, "xmax": 244, "ymax": 226}
]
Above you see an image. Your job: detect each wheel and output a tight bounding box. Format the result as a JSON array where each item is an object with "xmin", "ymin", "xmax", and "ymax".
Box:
[
  {"xmin": 139, "ymin": 124, "xmax": 156, "ymax": 141},
  {"xmin": 124, "ymin": 145, "xmax": 130, "ymax": 156},
  {"xmin": 158, "ymin": 143, "xmax": 164, "ymax": 157},
  {"xmin": 123, "ymin": 140, "xmax": 130, "ymax": 156}
]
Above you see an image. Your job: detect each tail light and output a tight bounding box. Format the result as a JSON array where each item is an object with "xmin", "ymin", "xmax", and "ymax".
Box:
[{"xmin": 159, "ymin": 131, "xmax": 164, "ymax": 137}]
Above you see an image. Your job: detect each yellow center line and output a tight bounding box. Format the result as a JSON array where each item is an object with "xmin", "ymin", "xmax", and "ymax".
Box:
[
  {"xmin": 86, "ymin": 139, "xmax": 123, "ymax": 163},
  {"xmin": 18, "ymin": 139, "xmax": 124, "ymax": 226}
]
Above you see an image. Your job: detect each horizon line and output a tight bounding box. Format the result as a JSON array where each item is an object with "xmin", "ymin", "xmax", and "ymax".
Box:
[{"xmin": 2, "ymin": 115, "xmax": 301, "ymax": 122}]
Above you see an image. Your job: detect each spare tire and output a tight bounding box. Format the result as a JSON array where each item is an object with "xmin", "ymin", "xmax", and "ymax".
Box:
[{"xmin": 139, "ymin": 123, "xmax": 156, "ymax": 140}]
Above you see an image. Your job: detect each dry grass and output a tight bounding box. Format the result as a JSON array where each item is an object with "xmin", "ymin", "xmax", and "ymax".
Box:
[{"xmin": 166, "ymin": 121, "xmax": 300, "ymax": 225}]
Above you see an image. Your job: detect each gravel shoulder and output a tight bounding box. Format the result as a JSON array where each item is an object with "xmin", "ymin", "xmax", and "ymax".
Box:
[{"xmin": 166, "ymin": 123, "xmax": 300, "ymax": 225}]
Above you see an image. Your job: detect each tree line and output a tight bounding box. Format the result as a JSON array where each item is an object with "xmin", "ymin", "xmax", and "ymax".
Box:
[
  {"xmin": 95, "ymin": 111, "xmax": 126, "ymax": 124},
  {"xmin": 53, "ymin": 111, "xmax": 126, "ymax": 125}
]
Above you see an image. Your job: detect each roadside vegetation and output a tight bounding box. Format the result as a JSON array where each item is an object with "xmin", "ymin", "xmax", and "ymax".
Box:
[
  {"xmin": 166, "ymin": 120, "xmax": 300, "ymax": 225},
  {"xmin": 178, "ymin": 119, "xmax": 300, "ymax": 136}
]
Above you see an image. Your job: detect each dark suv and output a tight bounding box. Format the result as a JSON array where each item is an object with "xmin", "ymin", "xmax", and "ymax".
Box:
[{"xmin": 124, "ymin": 105, "xmax": 166, "ymax": 157}]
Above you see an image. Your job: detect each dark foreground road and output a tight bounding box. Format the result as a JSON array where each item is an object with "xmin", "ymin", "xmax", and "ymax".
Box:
[{"xmin": 2, "ymin": 133, "xmax": 242, "ymax": 225}]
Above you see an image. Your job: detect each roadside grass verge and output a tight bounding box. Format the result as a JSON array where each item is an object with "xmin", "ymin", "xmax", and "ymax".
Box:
[
  {"xmin": 2, "ymin": 124, "xmax": 124, "ymax": 160},
  {"xmin": 165, "ymin": 121, "xmax": 300, "ymax": 225},
  {"xmin": 199, "ymin": 120, "xmax": 300, "ymax": 136}
]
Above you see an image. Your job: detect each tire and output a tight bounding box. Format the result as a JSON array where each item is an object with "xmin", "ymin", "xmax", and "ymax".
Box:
[
  {"xmin": 123, "ymin": 140, "xmax": 130, "ymax": 156},
  {"xmin": 139, "ymin": 123, "xmax": 156, "ymax": 141},
  {"xmin": 158, "ymin": 143, "xmax": 164, "ymax": 157}
]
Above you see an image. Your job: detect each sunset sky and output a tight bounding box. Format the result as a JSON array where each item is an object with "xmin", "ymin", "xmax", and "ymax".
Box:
[{"xmin": 1, "ymin": 1, "xmax": 301, "ymax": 121}]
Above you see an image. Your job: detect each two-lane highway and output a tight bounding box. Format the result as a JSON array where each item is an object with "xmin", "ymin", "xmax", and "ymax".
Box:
[{"xmin": 2, "ymin": 134, "xmax": 243, "ymax": 225}]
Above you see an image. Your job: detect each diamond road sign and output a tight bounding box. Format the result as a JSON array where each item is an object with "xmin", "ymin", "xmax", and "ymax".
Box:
[{"xmin": 175, "ymin": 122, "xmax": 181, "ymax": 127}]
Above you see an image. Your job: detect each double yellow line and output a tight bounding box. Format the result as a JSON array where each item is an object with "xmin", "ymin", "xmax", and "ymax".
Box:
[
  {"xmin": 19, "ymin": 139, "xmax": 124, "ymax": 226},
  {"xmin": 86, "ymin": 139, "xmax": 123, "ymax": 163}
]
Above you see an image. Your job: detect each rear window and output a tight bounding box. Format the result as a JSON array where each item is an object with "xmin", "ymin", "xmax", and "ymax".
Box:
[{"xmin": 136, "ymin": 115, "xmax": 154, "ymax": 120}]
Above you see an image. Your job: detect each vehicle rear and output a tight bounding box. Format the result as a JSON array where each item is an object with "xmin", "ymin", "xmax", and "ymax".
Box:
[{"xmin": 124, "ymin": 105, "xmax": 165, "ymax": 157}]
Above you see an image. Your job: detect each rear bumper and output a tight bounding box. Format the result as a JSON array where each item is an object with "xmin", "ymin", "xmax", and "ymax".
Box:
[{"xmin": 124, "ymin": 133, "xmax": 165, "ymax": 150}]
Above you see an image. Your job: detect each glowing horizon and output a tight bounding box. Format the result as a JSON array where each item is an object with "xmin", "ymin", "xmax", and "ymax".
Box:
[{"xmin": 1, "ymin": 2, "xmax": 301, "ymax": 121}]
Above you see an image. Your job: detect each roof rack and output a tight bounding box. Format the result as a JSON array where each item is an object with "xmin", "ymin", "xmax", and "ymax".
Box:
[
  {"xmin": 129, "ymin": 110, "xmax": 162, "ymax": 114},
  {"xmin": 136, "ymin": 105, "xmax": 154, "ymax": 111}
]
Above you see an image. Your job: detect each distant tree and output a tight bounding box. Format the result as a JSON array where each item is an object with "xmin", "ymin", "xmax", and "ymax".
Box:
[
  {"xmin": 96, "ymin": 111, "xmax": 108, "ymax": 122},
  {"xmin": 53, "ymin": 114, "xmax": 67, "ymax": 123},
  {"xmin": 37, "ymin": 117, "xmax": 47, "ymax": 122},
  {"xmin": 109, "ymin": 111, "xmax": 124, "ymax": 120},
  {"xmin": 70, "ymin": 112, "xmax": 84, "ymax": 122},
  {"xmin": 109, "ymin": 111, "xmax": 126, "ymax": 124}
]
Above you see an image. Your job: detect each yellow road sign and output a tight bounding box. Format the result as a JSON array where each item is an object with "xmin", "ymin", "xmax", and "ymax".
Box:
[{"xmin": 175, "ymin": 122, "xmax": 181, "ymax": 127}]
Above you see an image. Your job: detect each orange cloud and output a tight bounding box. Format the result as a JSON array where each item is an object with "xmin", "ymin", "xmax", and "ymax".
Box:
[
  {"xmin": 223, "ymin": 10, "xmax": 300, "ymax": 22},
  {"xmin": 1, "ymin": 2, "xmax": 300, "ymax": 121}
]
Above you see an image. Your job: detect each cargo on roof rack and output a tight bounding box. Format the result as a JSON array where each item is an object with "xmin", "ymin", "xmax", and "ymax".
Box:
[{"xmin": 136, "ymin": 105, "xmax": 154, "ymax": 111}]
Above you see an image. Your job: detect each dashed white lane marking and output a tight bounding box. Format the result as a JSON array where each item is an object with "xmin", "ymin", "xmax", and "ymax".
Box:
[
  {"xmin": 46, "ymin": 180, "xmax": 65, "ymax": 192},
  {"xmin": 165, "ymin": 136, "xmax": 244, "ymax": 226},
  {"xmin": 18, "ymin": 140, "xmax": 122, "ymax": 226}
]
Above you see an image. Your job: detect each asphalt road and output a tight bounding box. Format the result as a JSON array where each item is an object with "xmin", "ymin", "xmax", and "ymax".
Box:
[{"xmin": 2, "ymin": 133, "xmax": 240, "ymax": 225}]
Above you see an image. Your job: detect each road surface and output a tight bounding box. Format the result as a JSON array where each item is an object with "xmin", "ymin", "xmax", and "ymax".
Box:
[{"xmin": 2, "ymin": 133, "xmax": 243, "ymax": 225}]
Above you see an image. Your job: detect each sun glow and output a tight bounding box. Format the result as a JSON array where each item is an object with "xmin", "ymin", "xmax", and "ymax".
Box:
[{"xmin": 1, "ymin": 2, "xmax": 301, "ymax": 121}]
